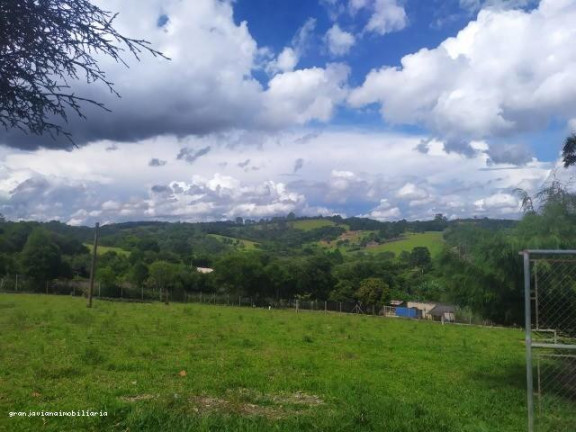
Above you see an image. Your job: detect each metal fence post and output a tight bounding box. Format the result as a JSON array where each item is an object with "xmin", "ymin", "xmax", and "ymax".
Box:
[{"xmin": 523, "ymin": 251, "xmax": 534, "ymax": 432}]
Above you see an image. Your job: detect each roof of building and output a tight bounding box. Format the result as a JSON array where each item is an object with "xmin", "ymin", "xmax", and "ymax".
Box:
[
  {"xmin": 196, "ymin": 267, "xmax": 214, "ymax": 274},
  {"xmin": 389, "ymin": 299, "xmax": 405, "ymax": 306},
  {"xmin": 428, "ymin": 304, "xmax": 456, "ymax": 316}
]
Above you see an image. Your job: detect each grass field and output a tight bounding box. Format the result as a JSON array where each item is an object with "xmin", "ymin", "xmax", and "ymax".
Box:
[
  {"xmin": 1, "ymin": 294, "xmax": 574, "ymax": 432},
  {"xmin": 83, "ymin": 244, "xmax": 130, "ymax": 257},
  {"xmin": 364, "ymin": 232, "xmax": 444, "ymax": 257},
  {"xmin": 289, "ymin": 219, "xmax": 348, "ymax": 231},
  {"xmin": 207, "ymin": 234, "xmax": 260, "ymax": 251}
]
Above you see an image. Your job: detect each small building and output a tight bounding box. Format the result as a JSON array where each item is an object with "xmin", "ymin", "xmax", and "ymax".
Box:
[
  {"xmin": 196, "ymin": 267, "xmax": 214, "ymax": 274},
  {"xmin": 389, "ymin": 299, "xmax": 405, "ymax": 307},
  {"xmin": 406, "ymin": 301, "xmax": 438, "ymax": 320},
  {"xmin": 428, "ymin": 304, "xmax": 456, "ymax": 323}
]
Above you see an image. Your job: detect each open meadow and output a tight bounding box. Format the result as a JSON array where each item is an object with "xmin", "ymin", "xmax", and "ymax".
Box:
[
  {"xmin": 1, "ymin": 294, "xmax": 574, "ymax": 432},
  {"xmin": 363, "ymin": 232, "xmax": 444, "ymax": 257}
]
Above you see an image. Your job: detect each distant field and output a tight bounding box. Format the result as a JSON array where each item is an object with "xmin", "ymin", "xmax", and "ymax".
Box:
[
  {"xmin": 208, "ymin": 234, "xmax": 260, "ymax": 250},
  {"xmin": 2, "ymin": 294, "xmax": 572, "ymax": 431},
  {"xmin": 318, "ymin": 230, "xmax": 375, "ymax": 250},
  {"xmin": 364, "ymin": 232, "xmax": 444, "ymax": 257},
  {"xmin": 83, "ymin": 244, "xmax": 130, "ymax": 257},
  {"xmin": 289, "ymin": 219, "xmax": 348, "ymax": 231}
]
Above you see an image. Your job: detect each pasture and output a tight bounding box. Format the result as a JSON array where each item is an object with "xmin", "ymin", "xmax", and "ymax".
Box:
[
  {"xmin": 207, "ymin": 234, "xmax": 260, "ymax": 251},
  {"xmin": 364, "ymin": 232, "xmax": 444, "ymax": 257},
  {"xmin": 82, "ymin": 244, "xmax": 130, "ymax": 257},
  {"xmin": 290, "ymin": 218, "xmax": 347, "ymax": 231},
  {"xmin": 0, "ymin": 294, "xmax": 572, "ymax": 431}
]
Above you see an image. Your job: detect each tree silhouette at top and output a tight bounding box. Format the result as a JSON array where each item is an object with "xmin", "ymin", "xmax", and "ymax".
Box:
[{"xmin": 0, "ymin": 0, "xmax": 166, "ymax": 144}]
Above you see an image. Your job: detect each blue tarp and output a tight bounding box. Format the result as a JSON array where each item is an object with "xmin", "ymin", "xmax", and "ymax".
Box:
[{"xmin": 395, "ymin": 307, "xmax": 418, "ymax": 318}]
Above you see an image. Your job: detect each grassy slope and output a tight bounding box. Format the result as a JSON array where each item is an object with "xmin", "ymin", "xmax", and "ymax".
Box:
[
  {"xmin": 2, "ymin": 294, "xmax": 572, "ymax": 432},
  {"xmin": 83, "ymin": 244, "xmax": 130, "ymax": 257},
  {"xmin": 289, "ymin": 219, "xmax": 347, "ymax": 231},
  {"xmin": 207, "ymin": 234, "xmax": 260, "ymax": 251},
  {"xmin": 364, "ymin": 232, "xmax": 444, "ymax": 257}
]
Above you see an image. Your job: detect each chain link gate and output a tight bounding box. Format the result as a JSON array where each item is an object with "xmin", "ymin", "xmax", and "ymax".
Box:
[{"xmin": 522, "ymin": 250, "xmax": 576, "ymax": 432}]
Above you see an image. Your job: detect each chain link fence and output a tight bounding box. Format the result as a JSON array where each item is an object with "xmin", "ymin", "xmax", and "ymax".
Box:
[{"xmin": 522, "ymin": 250, "xmax": 576, "ymax": 432}]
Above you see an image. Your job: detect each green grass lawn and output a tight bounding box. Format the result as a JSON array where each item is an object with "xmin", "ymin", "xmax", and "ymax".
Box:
[
  {"xmin": 364, "ymin": 232, "xmax": 444, "ymax": 257},
  {"xmin": 1, "ymin": 294, "xmax": 573, "ymax": 431},
  {"xmin": 83, "ymin": 244, "xmax": 130, "ymax": 257},
  {"xmin": 207, "ymin": 234, "xmax": 260, "ymax": 251}
]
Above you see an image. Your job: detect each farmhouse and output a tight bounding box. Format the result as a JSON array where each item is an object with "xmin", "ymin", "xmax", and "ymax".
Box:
[
  {"xmin": 429, "ymin": 304, "xmax": 456, "ymax": 323},
  {"xmin": 406, "ymin": 301, "xmax": 438, "ymax": 319}
]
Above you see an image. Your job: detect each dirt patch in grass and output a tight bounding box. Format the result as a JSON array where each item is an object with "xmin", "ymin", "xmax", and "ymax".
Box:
[
  {"xmin": 270, "ymin": 391, "xmax": 324, "ymax": 406},
  {"xmin": 191, "ymin": 396, "xmax": 285, "ymax": 419},
  {"xmin": 120, "ymin": 394, "xmax": 157, "ymax": 403},
  {"xmin": 190, "ymin": 390, "xmax": 325, "ymax": 419}
]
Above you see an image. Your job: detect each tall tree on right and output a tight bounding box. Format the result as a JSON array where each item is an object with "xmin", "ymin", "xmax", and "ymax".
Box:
[{"xmin": 562, "ymin": 133, "xmax": 576, "ymax": 167}]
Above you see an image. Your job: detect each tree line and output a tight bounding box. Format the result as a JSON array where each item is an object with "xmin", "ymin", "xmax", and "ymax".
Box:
[{"xmin": 3, "ymin": 194, "xmax": 574, "ymax": 327}]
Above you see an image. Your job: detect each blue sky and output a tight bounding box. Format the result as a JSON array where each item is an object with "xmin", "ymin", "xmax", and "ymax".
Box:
[
  {"xmin": 235, "ymin": 0, "xmax": 470, "ymax": 74},
  {"xmin": 0, "ymin": 0, "xmax": 574, "ymax": 225}
]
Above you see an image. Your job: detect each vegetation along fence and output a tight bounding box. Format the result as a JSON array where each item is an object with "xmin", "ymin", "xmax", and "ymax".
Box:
[
  {"xmin": 522, "ymin": 250, "xmax": 576, "ymax": 432},
  {"xmin": 0, "ymin": 276, "xmax": 482, "ymax": 325}
]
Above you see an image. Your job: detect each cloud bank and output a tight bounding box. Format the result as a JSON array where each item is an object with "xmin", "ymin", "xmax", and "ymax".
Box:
[{"xmin": 0, "ymin": 132, "xmax": 552, "ymax": 225}]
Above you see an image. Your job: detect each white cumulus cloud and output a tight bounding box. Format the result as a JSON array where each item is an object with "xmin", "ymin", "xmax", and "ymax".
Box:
[
  {"xmin": 474, "ymin": 192, "xmax": 520, "ymax": 213},
  {"xmin": 349, "ymin": 0, "xmax": 576, "ymax": 153},
  {"xmin": 350, "ymin": 0, "xmax": 407, "ymax": 35},
  {"xmin": 325, "ymin": 24, "xmax": 356, "ymax": 56},
  {"xmin": 261, "ymin": 64, "xmax": 350, "ymax": 127}
]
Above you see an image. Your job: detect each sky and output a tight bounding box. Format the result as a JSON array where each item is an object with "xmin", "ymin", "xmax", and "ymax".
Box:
[{"xmin": 2, "ymin": 0, "xmax": 576, "ymax": 225}]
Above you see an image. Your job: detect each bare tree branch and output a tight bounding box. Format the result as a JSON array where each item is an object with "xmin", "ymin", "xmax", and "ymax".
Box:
[{"xmin": 0, "ymin": 0, "xmax": 168, "ymax": 146}]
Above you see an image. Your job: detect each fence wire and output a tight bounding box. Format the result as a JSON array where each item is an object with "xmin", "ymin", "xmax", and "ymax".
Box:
[{"xmin": 524, "ymin": 252, "xmax": 576, "ymax": 432}]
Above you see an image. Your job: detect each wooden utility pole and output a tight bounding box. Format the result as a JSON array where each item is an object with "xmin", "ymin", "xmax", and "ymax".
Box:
[{"xmin": 87, "ymin": 222, "xmax": 100, "ymax": 308}]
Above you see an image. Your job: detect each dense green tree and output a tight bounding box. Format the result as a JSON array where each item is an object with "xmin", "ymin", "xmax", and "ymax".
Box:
[
  {"xmin": 0, "ymin": 223, "xmax": 34, "ymax": 253},
  {"xmin": 562, "ymin": 133, "xmax": 576, "ymax": 167},
  {"xmin": 95, "ymin": 266, "xmax": 117, "ymax": 296},
  {"xmin": 67, "ymin": 254, "xmax": 91, "ymax": 278},
  {"xmin": 214, "ymin": 253, "xmax": 267, "ymax": 298},
  {"xmin": 19, "ymin": 228, "xmax": 62, "ymax": 286},
  {"xmin": 409, "ymin": 247, "xmax": 432, "ymax": 271},
  {"xmin": 329, "ymin": 280, "xmax": 355, "ymax": 302},
  {"xmin": 0, "ymin": 253, "xmax": 16, "ymax": 277},
  {"xmin": 356, "ymin": 278, "xmax": 390, "ymax": 307},
  {"xmin": 137, "ymin": 238, "xmax": 160, "ymax": 253},
  {"xmin": 296, "ymin": 255, "xmax": 336, "ymax": 300},
  {"xmin": 148, "ymin": 260, "xmax": 180, "ymax": 304},
  {"xmin": 128, "ymin": 262, "xmax": 149, "ymax": 288},
  {"xmin": 98, "ymin": 251, "xmax": 130, "ymax": 277},
  {"xmin": 264, "ymin": 261, "xmax": 293, "ymax": 300}
]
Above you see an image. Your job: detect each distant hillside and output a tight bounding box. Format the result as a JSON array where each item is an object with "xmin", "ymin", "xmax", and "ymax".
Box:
[
  {"xmin": 363, "ymin": 232, "xmax": 444, "ymax": 257},
  {"xmin": 82, "ymin": 243, "xmax": 130, "ymax": 257},
  {"xmin": 2, "ymin": 215, "xmax": 517, "ymax": 262},
  {"xmin": 289, "ymin": 218, "xmax": 349, "ymax": 231},
  {"xmin": 207, "ymin": 234, "xmax": 260, "ymax": 251}
]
